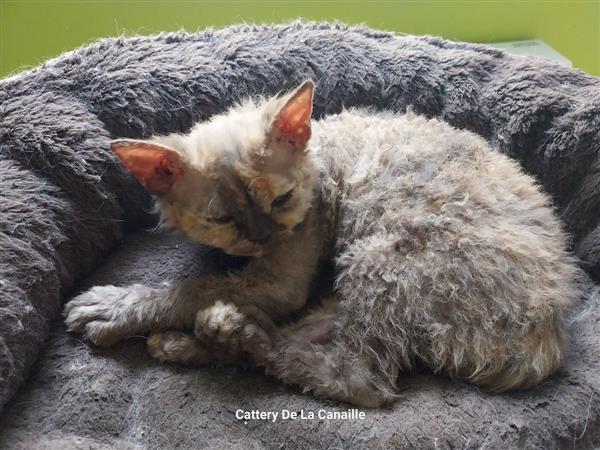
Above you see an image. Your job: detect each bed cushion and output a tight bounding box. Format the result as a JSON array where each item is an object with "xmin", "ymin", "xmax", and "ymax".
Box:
[{"xmin": 0, "ymin": 22, "xmax": 598, "ymax": 448}]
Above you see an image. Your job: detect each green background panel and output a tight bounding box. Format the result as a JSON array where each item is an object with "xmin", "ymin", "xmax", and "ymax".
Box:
[{"xmin": 1, "ymin": 0, "xmax": 599, "ymax": 78}]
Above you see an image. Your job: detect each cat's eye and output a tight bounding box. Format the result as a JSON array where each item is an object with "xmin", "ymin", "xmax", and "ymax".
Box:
[
  {"xmin": 272, "ymin": 189, "xmax": 294, "ymax": 208},
  {"xmin": 206, "ymin": 215, "xmax": 234, "ymax": 225}
]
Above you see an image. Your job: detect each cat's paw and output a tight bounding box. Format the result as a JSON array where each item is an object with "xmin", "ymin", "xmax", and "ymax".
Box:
[
  {"xmin": 147, "ymin": 330, "xmax": 212, "ymax": 365},
  {"xmin": 63, "ymin": 284, "xmax": 151, "ymax": 347},
  {"xmin": 195, "ymin": 301, "xmax": 277, "ymax": 367},
  {"xmin": 195, "ymin": 301, "xmax": 245, "ymax": 353}
]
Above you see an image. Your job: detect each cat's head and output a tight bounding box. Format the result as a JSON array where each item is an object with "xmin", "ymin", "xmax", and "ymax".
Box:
[{"xmin": 111, "ymin": 80, "xmax": 316, "ymax": 257}]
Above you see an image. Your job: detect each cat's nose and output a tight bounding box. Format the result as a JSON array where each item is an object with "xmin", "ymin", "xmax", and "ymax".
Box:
[{"xmin": 243, "ymin": 211, "xmax": 274, "ymax": 245}]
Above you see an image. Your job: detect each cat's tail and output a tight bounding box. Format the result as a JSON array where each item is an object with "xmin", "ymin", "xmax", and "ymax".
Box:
[
  {"xmin": 471, "ymin": 324, "xmax": 567, "ymax": 393},
  {"xmin": 428, "ymin": 316, "xmax": 568, "ymax": 393}
]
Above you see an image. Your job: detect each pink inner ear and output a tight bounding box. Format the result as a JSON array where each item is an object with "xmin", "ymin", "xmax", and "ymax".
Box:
[
  {"xmin": 112, "ymin": 142, "xmax": 183, "ymax": 194},
  {"xmin": 272, "ymin": 84, "xmax": 313, "ymax": 149}
]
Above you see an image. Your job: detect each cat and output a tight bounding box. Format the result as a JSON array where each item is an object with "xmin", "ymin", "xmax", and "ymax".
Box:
[{"xmin": 64, "ymin": 80, "xmax": 579, "ymax": 407}]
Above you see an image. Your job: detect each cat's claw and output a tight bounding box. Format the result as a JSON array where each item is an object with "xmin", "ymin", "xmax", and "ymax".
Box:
[{"xmin": 64, "ymin": 284, "xmax": 151, "ymax": 347}]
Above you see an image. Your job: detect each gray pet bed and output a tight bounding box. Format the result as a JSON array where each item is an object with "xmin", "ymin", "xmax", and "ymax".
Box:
[{"xmin": 1, "ymin": 22, "xmax": 599, "ymax": 449}]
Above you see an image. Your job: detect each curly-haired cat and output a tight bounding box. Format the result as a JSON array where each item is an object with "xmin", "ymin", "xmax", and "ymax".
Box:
[{"xmin": 64, "ymin": 80, "xmax": 579, "ymax": 407}]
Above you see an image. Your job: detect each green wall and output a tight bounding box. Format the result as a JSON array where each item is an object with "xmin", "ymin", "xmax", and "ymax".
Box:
[{"xmin": 1, "ymin": 0, "xmax": 599, "ymax": 78}]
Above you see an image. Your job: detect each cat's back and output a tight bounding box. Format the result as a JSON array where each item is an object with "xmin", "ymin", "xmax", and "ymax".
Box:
[
  {"xmin": 314, "ymin": 109, "xmax": 572, "ymax": 283},
  {"xmin": 313, "ymin": 109, "xmax": 538, "ymax": 210},
  {"xmin": 313, "ymin": 109, "xmax": 492, "ymax": 181}
]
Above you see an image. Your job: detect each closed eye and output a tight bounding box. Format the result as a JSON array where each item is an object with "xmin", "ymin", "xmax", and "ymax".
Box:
[
  {"xmin": 272, "ymin": 188, "xmax": 294, "ymax": 208},
  {"xmin": 205, "ymin": 215, "xmax": 234, "ymax": 225}
]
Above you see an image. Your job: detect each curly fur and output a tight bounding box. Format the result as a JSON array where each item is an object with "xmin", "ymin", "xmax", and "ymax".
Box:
[
  {"xmin": 65, "ymin": 86, "xmax": 580, "ymax": 407},
  {"xmin": 318, "ymin": 110, "xmax": 578, "ymax": 395},
  {"xmin": 2, "ymin": 21, "xmax": 599, "ymax": 449}
]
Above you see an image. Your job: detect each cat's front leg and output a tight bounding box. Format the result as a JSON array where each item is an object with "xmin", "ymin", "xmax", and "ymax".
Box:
[
  {"xmin": 64, "ymin": 284, "xmax": 177, "ymax": 346},
  {"xmin": 145, "ymin": 303, "xmax": 278, "ymax": 367},
  {"xmin": 194, "ymin": 301, "xmax": 279, "ymax": 361},
  {"xmin": 64, "ymin": 259, "xmax": 314, "ymax": 347},
  {"xmin": 63, "ymin": 277, "xmax": 240, "ymax": 347},
  {"xmin": 65, "ymin": 222, "xmax": 323, "ymax": 347},
  {"xmin": 63, "ymin": 271, "xmax": 298, "ymax": 348},
  {"xmin": 194, "ymin": 301, "xmax": 279, "ymax": 368}
]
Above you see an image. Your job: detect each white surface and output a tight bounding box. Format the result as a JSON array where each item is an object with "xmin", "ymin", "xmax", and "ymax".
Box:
[{"xmin": 488, "ymin": 40, "xmax": 572, "ymax": 67}]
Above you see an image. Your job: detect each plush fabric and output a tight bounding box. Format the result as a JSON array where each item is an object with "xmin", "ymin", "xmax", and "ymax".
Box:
[{"xmin": 0, "ymin": 22, "xmax": 598, "ymax": 449}]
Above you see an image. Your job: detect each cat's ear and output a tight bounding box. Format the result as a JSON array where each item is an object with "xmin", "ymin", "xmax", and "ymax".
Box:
[
  {"xmin": 110, "ymin": 139, "xmax": 185, "ymax": 194},
  {"xmin": 268, "ymin": 80, "xmax": 314, "ymax": 151}
]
